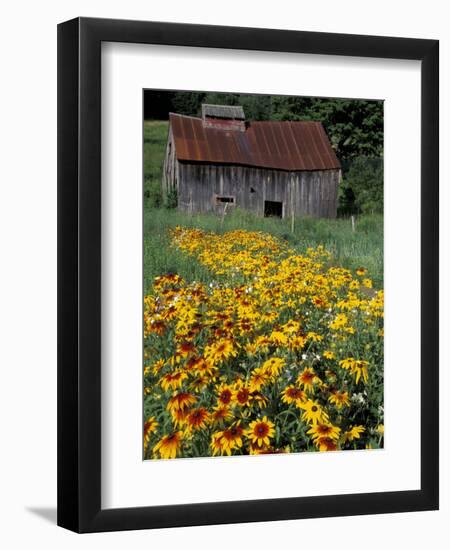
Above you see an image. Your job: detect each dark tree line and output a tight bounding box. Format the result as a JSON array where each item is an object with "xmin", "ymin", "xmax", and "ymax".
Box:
[{"xmin": 144, "ymin": 90, "xmax": 384, "ymax": 214}]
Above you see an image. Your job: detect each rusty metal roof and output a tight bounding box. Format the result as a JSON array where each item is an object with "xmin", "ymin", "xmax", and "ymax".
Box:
[{"xmin": 169, "ymin": 113, "xmax": 341, "ymax": 171}]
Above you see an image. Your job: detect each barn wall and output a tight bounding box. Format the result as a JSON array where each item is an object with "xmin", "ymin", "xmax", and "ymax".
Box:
[{"xmin": 175, "ymin": 162, "xmax": 340, "ymax": 219}]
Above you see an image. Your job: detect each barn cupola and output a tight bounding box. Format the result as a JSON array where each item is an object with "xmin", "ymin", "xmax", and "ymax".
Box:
[{"xmin": 201, "ymin": 104, "xmax": 246, "ymax": 131}]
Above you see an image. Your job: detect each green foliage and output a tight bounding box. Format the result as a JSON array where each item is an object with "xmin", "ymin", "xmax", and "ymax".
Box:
[
  {"xmin": 170, "ymin": 91, "xmax": 205, "ymax": 116},
  {"xmin": 165, "ymin": 187, "xmax": 178, "ymax": 209},
  {"xmin": 144, "ymin": 178, "xmax": 163, "ymax": 208},
  {"xmin": 342, "ymin": 157, "xmax": 383, "ymax": 214}
]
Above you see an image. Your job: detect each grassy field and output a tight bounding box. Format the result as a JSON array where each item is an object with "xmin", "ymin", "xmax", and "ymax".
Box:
[
  {"xmin": 144, "ymin": 120, "xmax": 169, "ymax": 208},
  {"xmin": 143, "ymin": 120, "xmax": 383, "ymax": 295}
]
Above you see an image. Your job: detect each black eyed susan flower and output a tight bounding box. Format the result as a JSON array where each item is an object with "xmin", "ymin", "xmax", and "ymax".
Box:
[
  {"xmin": 307, "ymin": 422, "xmax": 340, "ymax": 442},
  {"xmin": 167, "ymin": 392, "xmax": 197, "ymax": 413},
  {"xmin": 160, "ymin": 370, "xmax": 188, "ymax": 392},
  {"xmin": 343, "ymin": 425, "xmax": 365, "ymax": 442},
  {"xmin": 234, "ymin": 380, "xmax": 252, "ymax": 407},
  {"xmin": 251, "ymin": 391, "xmax": 269, "ymax": 409},
  {"xmin": 170, "ymin": 407, "xmax": 190, "ymax": 428},
  {"xmin": 204, "ymin": 338, "xmax": 237, "ymax": 365},
  {"xmin": 186, "ymin": 407, "xmax": 210, "ymax": 431},
  {"xmin": 176, "ymin": 341, "xmax": 198, "ymax": 358},
  {"xmin": 249, "ymin": 368, "xmax": 270, "ymax": 392},
  {"xmin": 261, "ymin": 357, "xmax": 286, "ymax": 378},
  {"xmin": 339, "ymin": 357, "xmax": 369, "ymax": 384},
  {"xmin": 281, "ymin": 385, "xmax": 306, "ymax": 406},
  {"xmin": 143, "ymin": 417, "xmax": 159, "ymax": 453},
  {"xmin": 246, "ymin": 416, "xmax": 275, "ymax": 448},
  {"xmin": 299, "ymin": 399, "xmax": 329, "ymax": 425},
  {"xmin": 315, "ymin": 436, "xmax": 338, "ymax": 451},
  {"xmin": 211, "ymin": 405, "xmax": 233, "ymax": 426},
  {"xmin": 328, "ymin": 390, "xmax": 350, "ymax": 409},
  {"xmin": 352, "ymin": 360, "xmax": 369, "ymax": 384},
  {"xmin": 153, "ymin": 431, "xmax": 183, "ymax": 459},
  {"xmin": 210, "ymin": 431, "xmax": 227, "ymax": 456},
  {"xmin": 297, "ymin": 367, "xmax": 320, "ymax": 393},
  {"xmin": 220, "ymin": 424, "xmax": 245, "ymax": 455},
  {"xmin": 216, "ymin": 383, "xmax": 234, "ymax": 406}
]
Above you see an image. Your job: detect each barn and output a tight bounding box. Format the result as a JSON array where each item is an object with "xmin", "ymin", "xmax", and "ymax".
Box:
[{"xmin": 162, "ymin": 104, "xmax": 341, "ymax": 219}]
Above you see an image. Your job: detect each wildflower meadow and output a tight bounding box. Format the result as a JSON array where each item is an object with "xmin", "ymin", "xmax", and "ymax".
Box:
[{"xmin": 143, "ymin": 224, "xmax": 384, "ymax": 459}]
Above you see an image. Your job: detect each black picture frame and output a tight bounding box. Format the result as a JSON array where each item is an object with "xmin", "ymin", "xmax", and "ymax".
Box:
[{"xmin": 57, "ymin": 17, "xmax": 439, "ymax": 533}]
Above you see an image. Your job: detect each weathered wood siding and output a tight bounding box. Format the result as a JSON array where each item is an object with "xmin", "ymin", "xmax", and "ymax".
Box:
[
  {"xmin": 176, "ymin": 161, "xmax": 340, "ymax": 218},
  {"xmin": 162, "ymin": 130, "xmax": 340, "ymax": 218}
]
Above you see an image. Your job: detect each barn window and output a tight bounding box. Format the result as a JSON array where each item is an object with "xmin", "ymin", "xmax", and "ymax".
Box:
[
  {"xmin": 264, "ymin": 200, "xmax": 283, "ymax": 218},
  {"xmin": 216, "ymin": 196, "xmax": 235, "ymax": 204}
]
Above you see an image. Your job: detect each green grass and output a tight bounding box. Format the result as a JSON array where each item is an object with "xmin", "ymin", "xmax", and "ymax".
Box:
[
  {"xmin": 144, "ymin": 120, "xmax": 169, "ymax": 207},
  {"xmin": 143, "ymin": 120, "xmax": 383, "ymax": 295}
]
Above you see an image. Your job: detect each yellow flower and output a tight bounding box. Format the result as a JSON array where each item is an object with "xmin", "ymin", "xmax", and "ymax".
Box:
[
  {"xmin": 186, "ymin": 407, "xmax": 210, "ymax": 431},
  {"xmin": 153, "ymin": 431, "xmax": 183, "ymax": 459},
  {"xmin": 204, "ymin": 338, "xmax": 237, "ymax": 365},
  {"xmin": 339, "ymin": 358, "xmax": 369, "ymax": 384},
  {"xmin": 270, "ymin": 330, "xmax": 288, "ymax": 346},
  {"xmin": 215, "ymin": 383, "xmax": 235, "ymax": 406},
  {"xmin": 143, "ymin": 417, "xmax": 159, "ymax": 453},
  {"xmin": 352, "ymin": 360, "xmax": 369, "ymax": 384},
  {"xmin": 344, "ymin": 425, "xmax": 365, "ymax": 442},
  {"xmin": 219, "ymin": 423, "xmax": 245, "ymax": 455},
  {"xmin": 299, "ymin": 399, "xmax": 329, "ymax": 425},
  {"xmin": 234, "ymin": 380, "xmax": 252, "ymax": 407},
  {"xmin": 152, "ymin": 358, "xmax": 165, "ymax": 375},
  {"xmin": 329, "ymin": 313, "xmax": 349, "ymax": 330},
  {"xmin": 328, "ymin": 390, "xmax": 350, "ymax": 409},
  {"xmin": 249, "ymin": 368, "xmax": 270, "ymax": 392},
  {"xmin": 281, "ymin": 385, "xmax": 306, "ymax": 406},
  {"xmin": 160, "ymin": 370, "xmax": 188, "ymax": 392},
  {"xmin": 211, "ymin": 405, "xmax": 233, "ymax": 426},
  {"xmin": 245, "ymin": 417, "xmax": 275, "ymax": 447},
  {"xmin": 297, "ymin": 367, "xmax": 320, "ymax": 392},
  {"xmin": 307, "ymin": 332, "xmax": 323, "ymax": 342},
  {"xmin": 315, "ymin": 436, "xmax": 338, "ymax": 451},
  {"xmin": 307, "ymin": 422, "xmax": 340, "ymax": 442},
  {"xmin": 261, "ymin": 357, "xmax": 286, "ymax": 378},
  {"xmin": 210, "ymin": 431, "xmax": 227, "ymax": 456},
  {"xmin": 166, "ymin": 392, "xmax": 197, "ymax": 413}
]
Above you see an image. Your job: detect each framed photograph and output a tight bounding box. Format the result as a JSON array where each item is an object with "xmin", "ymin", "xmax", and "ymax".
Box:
[{"xmin": 57, "ymin": 17, "xmax": 439, "ymax": 532}]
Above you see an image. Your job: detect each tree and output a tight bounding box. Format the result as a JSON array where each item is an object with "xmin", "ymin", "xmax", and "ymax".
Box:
[{"xmin": 342, "ymin": 157, "xmax": 383, "ymax": 214}]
